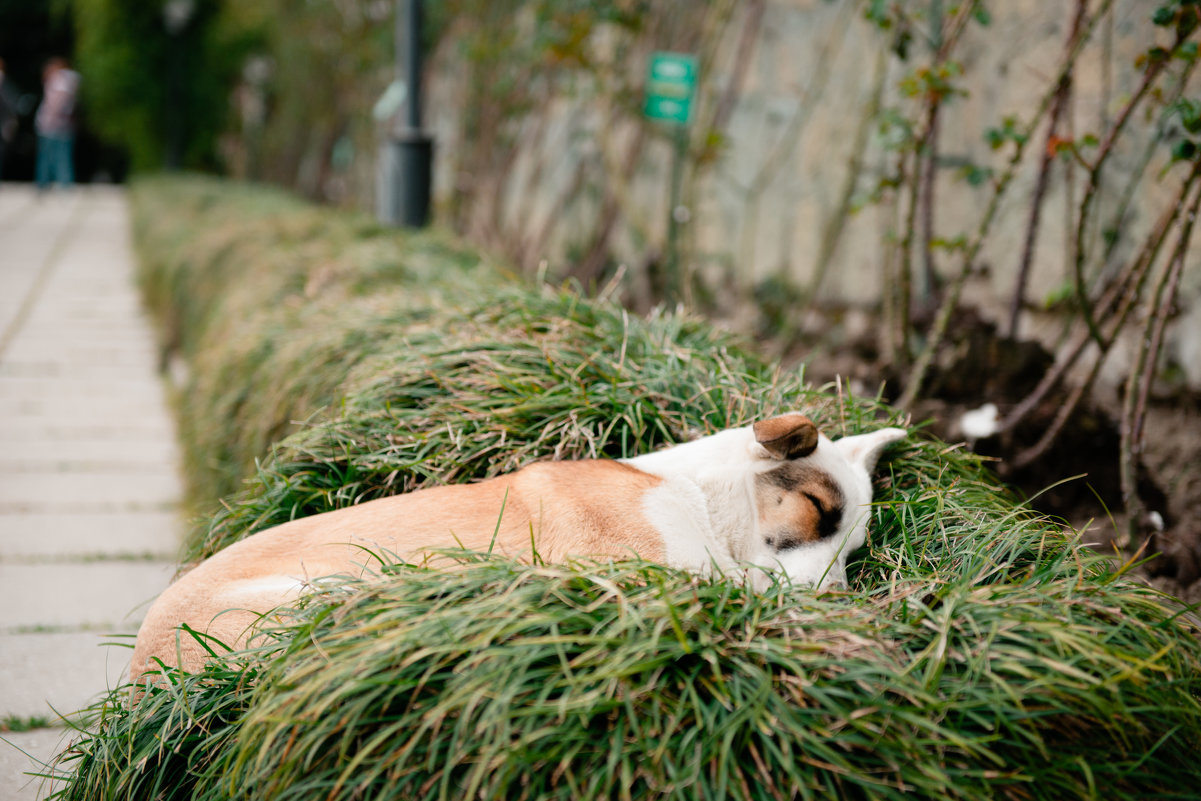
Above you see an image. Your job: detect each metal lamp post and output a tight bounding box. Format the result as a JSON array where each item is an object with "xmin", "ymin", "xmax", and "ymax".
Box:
[
  {"xmin": 162, "ymin": 0, "xmax": 195, "ymax": 170},
  {"xmin": 380, "ymin": 0, "xmax": 432, "ymax": 228}
]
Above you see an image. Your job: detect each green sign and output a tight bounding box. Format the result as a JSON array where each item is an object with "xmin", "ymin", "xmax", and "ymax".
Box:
[{"xmin": 644, "ymin": 52, "xmax": 697, "ymax": 124}]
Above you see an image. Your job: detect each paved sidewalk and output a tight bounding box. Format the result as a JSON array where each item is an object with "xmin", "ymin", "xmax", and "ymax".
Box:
[{"xmin": 0, "ymin": 184, "xmax": 183, "ymax": 801}]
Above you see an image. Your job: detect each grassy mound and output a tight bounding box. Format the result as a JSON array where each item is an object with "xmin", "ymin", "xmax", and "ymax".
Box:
[
  {"xmin": 130, "ymin": 175, "xmax": 510, "ymax": 511},
  {"xmin": 46, "ymin": 177, "xmax": 1201, "ymax": 800}
]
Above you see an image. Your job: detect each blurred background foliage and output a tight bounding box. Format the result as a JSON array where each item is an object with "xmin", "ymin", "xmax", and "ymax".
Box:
[{"xmin": 71, "ymin": 0, "xmax": 242, "ymax": 171}]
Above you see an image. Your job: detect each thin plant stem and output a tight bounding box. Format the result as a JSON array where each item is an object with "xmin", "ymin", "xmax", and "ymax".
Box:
[
  {"xmin": 1008, "ymin": 0, "xmax": 1085, "ymax": 339},
  {"xmin": 1001, "ymin": 161, "xmax": 1201, "ymax": 436},
  {"xmin": 1072, "ymin": 48, "xmax": 1174, "ymax": 348},
  {"xmin": 1120, "ymin": 165, "xmax": 1201, "ymax": 539},
  {"xmin": 896, "ymin": 0, "xmax": 1115, "ymax": 411}
]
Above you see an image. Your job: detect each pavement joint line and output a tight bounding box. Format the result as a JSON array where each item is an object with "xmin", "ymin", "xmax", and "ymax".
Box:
[
  {"xmin": 1, "ymin": 712, "xmax": 90, "ymax": 735},
  {"xmin": 0, "ymin": 502, "xmax": 180, "ymax": 514},
  {"xmin": 0, "ymin": 194, "xmax": 91, "ymax": 361},
  {"xmin": 0, "ymin": 461, "xmax": 180, "ymax": 474},
  {"xmin": 0, "ymin": 553, "xmax": 178, "ymax": 565},
  {"xmin": 0, "ymin": 715, "xmax": 57, "ymax": 732},
  {"xmin": 2, "ymin": 624, "xmax": 139, "ymax": 636}
]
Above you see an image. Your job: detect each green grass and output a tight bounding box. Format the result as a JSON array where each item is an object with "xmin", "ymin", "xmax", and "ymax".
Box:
[
  {"xmin": 44, "ymin": 176, "xmax": 1201, "ymax": 800},
  {"xmin": 130, "ymin": 174, "xmax": 509, "ymax": 513},
  {"xmin": 1, "ymin": 715, "xmax": 54, "ymax": 733}
]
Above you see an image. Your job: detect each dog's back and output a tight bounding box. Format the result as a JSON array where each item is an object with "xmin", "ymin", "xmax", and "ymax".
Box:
[{"xmin": 129, "ymin": 460, "xmax": 667, "ymax": 679}]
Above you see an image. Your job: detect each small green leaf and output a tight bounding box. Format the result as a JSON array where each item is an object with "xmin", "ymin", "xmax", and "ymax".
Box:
[
  {"xmin": 1042, "ymin": 280, "xmax": 1077, "ymax": 309},
  {"xmin": 1172, "ymin": 139, "xmax": 1197, "ymax": 161},
  {"xmin": 959, "ymin": 164, "xmax": 993, "ymax": 186},
  {"xmin": 1170, "ymin": 98, "xmax": 1201, "ymax": 132},
  {"xmin": 865, "ymin": 0, "xmax": 892, "ymax": 28}
]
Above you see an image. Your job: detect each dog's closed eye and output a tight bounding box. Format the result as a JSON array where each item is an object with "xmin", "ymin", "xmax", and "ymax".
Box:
[
  {"xmin": 804, "ymin": 491, "xmax": 843, "ymax": 540},
  {"xmin": 764, "ymin": 528, "xmax": 811, "ymax": 551}
]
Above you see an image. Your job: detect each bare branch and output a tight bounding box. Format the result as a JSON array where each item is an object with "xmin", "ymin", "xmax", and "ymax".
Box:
[
  {"xmin": 1120, "ymin": 164, "xmax": 1201, "ymax": 539},
  {"xmin": 1008, "ymin": 0, "xmax": 1085, "ymax": 339},
  {"xmin": 895, "ymin": 0, "xmax": 1116, "ymax": 411},
  {"xmin": 1072, "ymin": 50, "xmax": 1172, "ymax": 348},
  {"xmin": 1001, "ymin": 161, "xmax": 1201, "ymax": 435}
]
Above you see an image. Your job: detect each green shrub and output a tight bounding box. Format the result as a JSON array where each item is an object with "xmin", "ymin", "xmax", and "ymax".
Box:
[
  {"xmin": 51, "ymin": 176, "xmax": 1201, "ymax": 801},
  {"xmin": 130, "ymin": 175, "xmax": 508, "ymax": 513}
]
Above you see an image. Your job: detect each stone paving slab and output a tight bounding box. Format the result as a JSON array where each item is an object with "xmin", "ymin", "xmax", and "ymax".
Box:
[
  {"xmin": 0, "ymin": 343, "xmax": 161, "ymax": 369},
  {"xmin": 0, "ymin": 207, "xmax": 80, "ymax": 339},
  {"xmin": 0, "ymin": 472, "xmax": 183, "ymax": 511},
  {"xmin": 0, "ymin": 438, "xmax": 178, "ymax": 464},
  {"xmin": 0, "ymin": 633, "xmax": 131, "ymax": 720},
  {"xmin": 0, "ymin": 728, "xmax": 72, "ymax": 801},
  {"xmin": 14, "ymin": 311, "xmax": 150, "ymax": 332},
  {"xmin": 0, "ymin": 421, "xmax": 176, "ymax": 442},
  {"xmin": 0, "ymin": 459, "xmax": 179, "ymax": 478},
  {"xmin": 16, "ymin": 296, "xmax": 148, "ymax": 317},
  {"xmin": 0, "ymin": 395, "xmax": 175, "ymax": 423},
  {"xmin": 0, "ymin": 432, "xmax": 177, "ymax": 456},
  {"xmin": 0, "ymin": 562, "xmax": 175, "ymax": 632},
  {"xmin": 0, "ymin": 376, "xmax": 167, "ymax": 400},
  {"xmin": 0, "ymin": 512, "xmax": 182, "ymax": 560},
  {"xmin": 14, "ymin": 310, "xmax": 156, "ymax": 331},
  {"xmin": 0, "ymin": 374, "xmax": 171, "ymax": 402},
  {"xmin": 0, "ymin": 364, "xmax": 166, "ymax": 384}
]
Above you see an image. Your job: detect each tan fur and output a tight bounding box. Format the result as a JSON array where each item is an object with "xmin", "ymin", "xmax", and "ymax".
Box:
[
  {"xmin": 130, "ymin": 460, "xmax": 663, "ymax": 679},
  {"xmin": 754, "ymin": 464, "xmax": 845, "ymax": 550},
  {"xmin": 753, "ymin": 414, "xmax": 818, "ymax": 460}
]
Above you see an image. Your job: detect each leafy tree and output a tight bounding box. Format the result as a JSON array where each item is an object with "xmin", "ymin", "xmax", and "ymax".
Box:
[{"xmin": 72, "ymin": 0, "xmax": 251, "ymax": 171}]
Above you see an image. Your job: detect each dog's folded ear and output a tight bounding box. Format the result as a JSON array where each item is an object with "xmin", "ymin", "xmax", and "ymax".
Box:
[{"xmin": 753, "ymin": 414, "xmax": 820, "ymax": 460}]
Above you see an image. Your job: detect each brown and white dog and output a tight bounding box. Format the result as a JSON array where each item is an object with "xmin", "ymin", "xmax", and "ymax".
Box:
[{"xmin": 130, "ymin": 414, "xmax": 905, "ymax": 678}]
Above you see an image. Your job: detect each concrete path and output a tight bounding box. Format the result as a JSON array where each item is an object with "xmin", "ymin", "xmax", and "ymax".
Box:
[{"xmin": 0, "ymin": 184, "xmax": 183, "ymax": 801}]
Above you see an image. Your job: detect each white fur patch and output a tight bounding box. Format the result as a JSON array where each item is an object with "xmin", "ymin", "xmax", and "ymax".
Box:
[
  {"xmin": 638, "ymin": 479, "xmax": 731, "ymax": 574},
  {"xmin": 625, "ymin": 420, "xmax": 904, "ymax": 590},
  {"xmin": 226, "ymin": 575, "xmax": 307, "ymax": 601}
]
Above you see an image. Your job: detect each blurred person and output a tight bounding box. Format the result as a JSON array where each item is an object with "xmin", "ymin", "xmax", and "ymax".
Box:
[
  {"xmin": 0, "ymin": 57, "xmax": 18, "ymax": 182},
  {"xmin": 35, "ymin": 57, "xmax": 80, "ymax": 190}
]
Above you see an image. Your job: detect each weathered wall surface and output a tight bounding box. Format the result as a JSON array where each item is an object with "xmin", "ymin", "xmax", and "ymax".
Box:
[{"xmin": 417, "ymin": 1, "xmax": 1200, "ymax": 385}]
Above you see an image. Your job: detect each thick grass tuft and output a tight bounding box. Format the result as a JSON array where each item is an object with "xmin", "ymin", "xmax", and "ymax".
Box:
[
  {"xmin": 55, "ymin": 551, "xmax": 1201, "ymax": 800},
  {"xmin": 47, "ymin": 176, "xmax": 1201, "ymax": 800}
]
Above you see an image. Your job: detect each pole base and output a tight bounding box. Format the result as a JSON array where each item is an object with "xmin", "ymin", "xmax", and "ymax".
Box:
[
  {"xmin": 377, "ymin": 131, "xmax": 433, "ymax": 228},
  {"xmin": 396, "ymin": 131, "xmax": 433, "ymax": 228}
]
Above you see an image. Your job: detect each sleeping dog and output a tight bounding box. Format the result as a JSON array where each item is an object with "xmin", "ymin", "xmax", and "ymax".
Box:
[{"xmin": 130, "ymin": 414, "xmax": 905, "ymax": 678}]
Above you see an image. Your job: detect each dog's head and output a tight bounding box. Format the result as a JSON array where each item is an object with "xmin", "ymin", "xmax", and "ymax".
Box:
[{"xmin": 745, "ymin": 413, "xmax": 905, "ymax": 591}]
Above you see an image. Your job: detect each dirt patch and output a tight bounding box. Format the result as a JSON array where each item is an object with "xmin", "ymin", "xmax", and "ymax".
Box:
[{"xmin": 762, "ymin": 303, "xmax": 1201, "ymax": 605}]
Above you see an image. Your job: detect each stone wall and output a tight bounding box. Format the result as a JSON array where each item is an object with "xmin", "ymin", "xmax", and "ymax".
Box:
[{"xmin": 418, "ymin": 1, "xmax": 1201, "ymax": 385}]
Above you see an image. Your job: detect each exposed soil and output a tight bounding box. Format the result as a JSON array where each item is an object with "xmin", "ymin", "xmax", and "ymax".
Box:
[{"xmin": 757, "ymin": 303, "xmax": 1201, "ymax": 606}]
